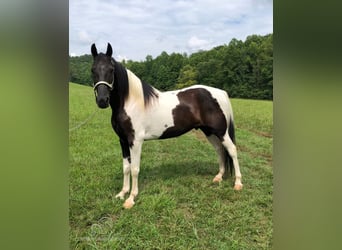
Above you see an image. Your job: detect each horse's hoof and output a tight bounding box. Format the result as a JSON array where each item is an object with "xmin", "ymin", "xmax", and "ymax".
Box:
[
  {"xmin": 234, "ymin": 184, "xmax": 243, "ymax": 190},
  {"xmin": 115, "ymin": 192, "xmax": 125, "ymax": 200},
  {"xmin": 213, "ymin": 175, "xmax": 222, "ymax": 183},
  {"xmin": 123, "ymin": 199, "xmax": 135, "ymax": 209}
]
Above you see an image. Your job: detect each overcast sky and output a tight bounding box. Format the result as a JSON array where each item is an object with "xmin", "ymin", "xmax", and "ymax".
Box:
[{"xmin": 69, "ymin": 0, "xmax": 272, "ymax": 61}]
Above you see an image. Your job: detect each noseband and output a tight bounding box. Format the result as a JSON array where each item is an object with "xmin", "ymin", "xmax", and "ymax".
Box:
[
  {"xmin": 93, "ymin": 80, "xmax": 114, "ymax": 91},
  {"xmin": 93, "ymin": 60, "xmax": 115, "ymax": 96},
  {"xmin": 93, "ymin": 80, "xmax": 114, "ymax": 98}
]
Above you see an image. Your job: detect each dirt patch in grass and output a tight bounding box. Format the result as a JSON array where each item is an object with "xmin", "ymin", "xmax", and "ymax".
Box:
[
  {"xmin": 237, "ymin": 126, "xmax": 273, "ymax": 138},
  {"xmin": 238, "ymin": 144, "xmax": 273, "ymax": 166}
]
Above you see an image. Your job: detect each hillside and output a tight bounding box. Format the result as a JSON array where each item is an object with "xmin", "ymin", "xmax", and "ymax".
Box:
[{"xmin": 69, "ymin": 83, "xmax": 273, "ymax": 249}]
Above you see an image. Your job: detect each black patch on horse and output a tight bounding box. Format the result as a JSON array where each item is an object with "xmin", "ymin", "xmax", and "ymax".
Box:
[
  {"xmin": 107, "ymin": 60, "xmax": 135, "ymax": 152},
  {"xmin": 159, "ymin": 88, "xmax": 227, "ymax": 140}
]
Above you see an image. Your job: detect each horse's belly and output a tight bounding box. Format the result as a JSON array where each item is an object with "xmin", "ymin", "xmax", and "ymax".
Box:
[{"xmin": 143, "ymin": 110, "xmax": 175, "ymax": 140}]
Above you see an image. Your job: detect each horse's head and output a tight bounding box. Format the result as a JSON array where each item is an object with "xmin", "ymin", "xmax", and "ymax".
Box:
[{"xmin": 91, "ymin": 43, "xmax": 114, "ymax": 109}]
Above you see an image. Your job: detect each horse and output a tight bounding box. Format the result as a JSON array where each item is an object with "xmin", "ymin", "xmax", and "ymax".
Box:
[{"xmin": 90, "ymin": 43, "xmax": 243, "ymax": 209}]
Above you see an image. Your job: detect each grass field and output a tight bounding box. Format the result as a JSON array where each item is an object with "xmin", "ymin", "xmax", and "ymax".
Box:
[{"xmin": 69, "ymin": 83, "xmax": 273, "ymax": 249}]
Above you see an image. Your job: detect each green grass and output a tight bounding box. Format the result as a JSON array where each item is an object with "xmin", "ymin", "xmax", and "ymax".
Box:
[{"xmin": 69, "ymin": 83, "xmax": 273, "ymax": 249}]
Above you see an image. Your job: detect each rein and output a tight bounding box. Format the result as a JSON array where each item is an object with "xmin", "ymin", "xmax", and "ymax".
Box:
[
  {"xmin": 69, "ymin": 110, "xmax": 98, "ymax": 132},
  {"xmin": 69, "ymin": 109, "xmax": 98, "ymax": 132}
]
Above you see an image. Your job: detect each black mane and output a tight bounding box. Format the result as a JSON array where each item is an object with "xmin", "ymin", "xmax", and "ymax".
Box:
[
  {"xmin": 110, "ymin": 60, "xmax": 129, "ymax": 110},
  {"xmin": 141, "ymin": 80, "xmax": 159, "ymax": 106}
]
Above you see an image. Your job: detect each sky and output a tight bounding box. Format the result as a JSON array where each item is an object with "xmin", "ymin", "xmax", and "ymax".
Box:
[{"xmin": 69, "ymin": 0, "xmax": 272, "ymax": 61}]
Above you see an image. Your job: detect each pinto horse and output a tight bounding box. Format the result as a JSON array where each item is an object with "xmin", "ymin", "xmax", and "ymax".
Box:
[{"xmin": 91, "ymin": 43, "xmax": 242, "ymax": 209}]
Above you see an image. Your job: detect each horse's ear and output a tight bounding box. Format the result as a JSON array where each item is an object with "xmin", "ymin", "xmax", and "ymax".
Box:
[
  {"xmin": 106, "ymin": 43, "xmax": 113, "ymax": 57},
  {"xmin": 91, "ymin": 43, "xmax": 98, "ymax": 58}
]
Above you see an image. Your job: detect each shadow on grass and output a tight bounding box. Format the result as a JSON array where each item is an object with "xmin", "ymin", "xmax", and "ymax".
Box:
[
  {"xmin": 136, "ymin": 159, "xmax": 236, "ymax": 187},
  {"xmin": 70, "ymin": 159, "xmax": 236, "ymax": 226}
]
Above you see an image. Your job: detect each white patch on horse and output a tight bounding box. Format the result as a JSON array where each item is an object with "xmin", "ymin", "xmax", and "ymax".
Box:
[
  {"xmin": 141, "ymin": 90, "xmax": 181, "ymax": 140},
  {"xmin": 124, "ymin": 72, "xmax": 180, "ymax": 140},
  {"xmin": 126, "ymin": 69, "xmax": 145, "ymax": 110}
]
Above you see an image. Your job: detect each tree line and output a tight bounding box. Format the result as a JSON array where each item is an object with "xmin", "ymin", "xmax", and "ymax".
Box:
[{"xmin": 69, "ymin": 34, "xmax": 272, "ymax": 100}]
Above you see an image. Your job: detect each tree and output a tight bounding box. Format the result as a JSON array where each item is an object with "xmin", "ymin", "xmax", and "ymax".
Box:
[
  {"xmin": 69, "ymin": 34, "xmax": 273, "ymax": 100},
  {"xmin": 176, "ymin": 64, "xmax": 198, "ymax": 89}
]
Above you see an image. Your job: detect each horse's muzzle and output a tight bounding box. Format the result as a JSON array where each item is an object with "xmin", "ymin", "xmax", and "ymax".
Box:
[
  {"xmin": 97, "ymin": 97, "xmax": 109, "ymax": 109},
  {"xmin": 94, "ymin": 84, "xmax": 110, "ymax": 109}
]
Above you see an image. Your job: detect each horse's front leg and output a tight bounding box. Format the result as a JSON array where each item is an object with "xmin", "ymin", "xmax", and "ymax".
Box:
[
  {"xmin": 115, "ymin": 158, "xmax": 131, "ymax": 199},
  {"xmin": 123, "ymin": 140, "xmax": 143, "ymax": 209},
  {"xmin": 115, "ymin": 139, "xmax": 131, "ymax": 199}
]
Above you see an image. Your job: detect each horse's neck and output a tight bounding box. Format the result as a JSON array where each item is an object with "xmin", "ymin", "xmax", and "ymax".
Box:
[
  {"xmin": 110, "ymin": 67, "xmax": 160, "ymax": 115},
  {"xmin": 109, "ymin": 88, "xmax": 123, "ymax": 114},
  {"xmin": 108, "ymin": 69, "xmax": 142, "ymax": 114}
]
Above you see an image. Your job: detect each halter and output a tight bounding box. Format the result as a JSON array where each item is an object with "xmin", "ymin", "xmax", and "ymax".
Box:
[{"xmin": 93, "ymin": 60, "xmax": 115, "ymax": 96}]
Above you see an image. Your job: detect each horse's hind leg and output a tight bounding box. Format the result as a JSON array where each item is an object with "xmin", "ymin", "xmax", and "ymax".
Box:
[
  {"xmin": 206, "ymin": 135, "xmax": 226, "ymax": 183},
  {"xmin": 222, "ymin": 133, "xmax": 243, "ymax": 190}
]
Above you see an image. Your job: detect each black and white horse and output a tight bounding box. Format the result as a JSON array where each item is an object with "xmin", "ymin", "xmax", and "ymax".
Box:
[{"xmin": 91, "ymin": 43, "xmax": 242, "ymax": 209}]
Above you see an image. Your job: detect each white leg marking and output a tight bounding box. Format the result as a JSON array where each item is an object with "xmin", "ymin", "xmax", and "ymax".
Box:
[
  {"xmin": 115, "ymin": 158, "xmax": 131, "ymax": 199},
  {"xmin": 123, "ymin": 140, "xmax": 143, "ymax": 209},
  {"xmin": 222, "ymin": 133, "xmax": 243, "ymax": 190},
  {"xmin": 207, "ymin": 135, "xmax": 225, "ymax": 183}
]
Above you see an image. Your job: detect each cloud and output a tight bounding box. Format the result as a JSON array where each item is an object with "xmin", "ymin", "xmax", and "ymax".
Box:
[
  {"xmin": 187, "ymin": 36, "xmax": 212, "ymax": 51},
  {"xmin": 78, "ymin": 30, "xmax": 92, "ymax": 43},
  {"xmin": 69, "ymin": 0, "xmax": 273, "ymax": 60},
  {"xmin": 116, "ymin": 54, "xmax": 129, "ymax": 62}
]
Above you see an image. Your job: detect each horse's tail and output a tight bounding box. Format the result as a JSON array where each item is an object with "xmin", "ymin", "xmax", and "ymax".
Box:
[{"xmin": 225, "ymin": 116, "xmax": 235, "ymax": 176}]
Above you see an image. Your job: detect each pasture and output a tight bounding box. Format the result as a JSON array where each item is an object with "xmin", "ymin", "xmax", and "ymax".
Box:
[{"xmin": 69, "ymin": 83, "xmax": 273, "ymax": 249}]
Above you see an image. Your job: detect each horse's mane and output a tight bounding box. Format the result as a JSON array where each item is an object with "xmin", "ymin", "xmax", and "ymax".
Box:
[
  {"xmin": 114, "ymin": 60, "xmax": 158, "ymax": 109},
  {"xmin": 141, "ymin": 80, "xmax": 159, "ymax": 106}
]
